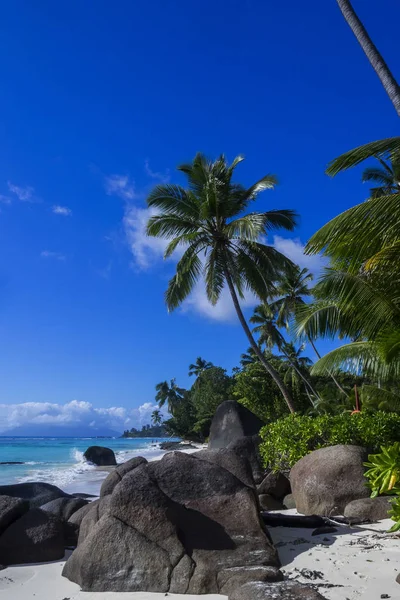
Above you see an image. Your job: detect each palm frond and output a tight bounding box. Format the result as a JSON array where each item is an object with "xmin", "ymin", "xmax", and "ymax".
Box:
[
  {"xmin": 244, "ymin": 174, "xmax": 278, "ymax": 199},
  {"xmin": 147, "ymin": 215, "xmax": 199, "ymax": 239},
  {"xmin": 305, "ymin": 192, "xmax": 400, "ymax": 269},
  {"xmin": 326, "ymin": 138, "xmax": 400, "ymax": 176},
  {"xmin": 147, "ymin": 184, "xmax": 199, "ymax": 218},
  {"xmin": 165, "ymin": 248, "xmax": 203, "ymax": 311}
]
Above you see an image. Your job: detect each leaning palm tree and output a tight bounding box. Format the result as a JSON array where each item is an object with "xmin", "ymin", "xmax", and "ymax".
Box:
[
  {"xmin": 146, "ymin": 153, "xmax": 298, "ymax": 413},
  {"xmin": 155, "ymin": 378, "xmax": 185, "ymax": 415},
  {"xmin": 271, "ymin": 264, "xmax": 348, "ymax": 396},
  {"xmin": 250, "ymin": 304, "xmax": 319, "ymax": 399},
  {"xmin": 151, "ymin": 409, "xmax": 163, "ymax": 426},
  {"xmin": 188, "ymin": 357, "xmax": 213, "ymax": 378},
  {"xmin": 336, "ymin": 0, "xmax": 400, "ymax": 117},
  {"xmin": 269, "ymin": 264, "xmax": 313, "ymax": 330}
]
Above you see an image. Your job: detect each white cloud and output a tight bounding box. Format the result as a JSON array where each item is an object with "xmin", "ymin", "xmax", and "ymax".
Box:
[
  {"xmin": 272, "ymin": 236, "xmax": 327, "ymax": 276},
  {"xmin": 122, "ymin": 205, "xmax": 256, "ymax": 321},
  {"xmin": 123, "ymin": 205, "xmax": 170, "ymax": 269},
  {"xmin": 0, "ymin": 400, "xmax": 166, "ymax": 434},
  {"xmin": 144, "ymin": 160, "xmax": 170, "ymax": 183},
  {"xmin": 7, "ymin": 182, "xmax": 35, "ymax": 202},
  {"xmin": 52, "ymin": 205, "xmax": 72, "ymax": 216},
  {"xmin": 104, "ymin": 174, "xmax": 136, "ymax": 201},
  {"xmin": 40, "ymin": 251, "xmax": 66, "ymax": 261}
]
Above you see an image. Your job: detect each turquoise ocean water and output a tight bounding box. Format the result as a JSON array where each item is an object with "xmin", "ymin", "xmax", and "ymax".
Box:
[{"xmin": 0, "ymin": 437, "xmax": 177, "ymax": 493}]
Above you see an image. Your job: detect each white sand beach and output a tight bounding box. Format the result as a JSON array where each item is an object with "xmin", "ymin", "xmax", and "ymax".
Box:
[{"xmin": 2, "ymin": 510, "xmax": 399, "ymax": 600}]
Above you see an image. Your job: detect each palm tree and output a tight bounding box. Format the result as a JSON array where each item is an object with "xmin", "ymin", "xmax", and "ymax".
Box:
[
  {"xmin": 250, "ymin": 304, "xmax": 319, "ymax": 399},
  {"xmin": 277, "ymin": 342, "xmax": 314, "ymax": 396},
  {"xmin": 188, "ymin": 357, "xmax": 213, "ymax": 378},
  {"xmin": 240, "ymin": 346, "xmax": 259, "ymax": 368},
  {"xmin": 271, "ymin": 264, "xmax": 348, "ymax": 396},
  {"xmin": 146, "ymin": 153, "xmax": 298, "ymax": 413},
  {"xmin": 362, "ymin": 151, "xmax": 400, "ymax": 198},
  {"xmin": 155, "ymin": 378, "xmax": 185, "ymax": 415},
  {"xmin": 151, "ymin": 409, "xmax": 163, "ymax": 426},
  {"xmin": 336, "ymin": 0, "xmax": 400, "ymax": 117}
]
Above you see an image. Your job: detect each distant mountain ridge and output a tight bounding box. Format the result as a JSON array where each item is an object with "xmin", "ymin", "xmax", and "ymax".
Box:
[{"xmin": 1, "ymin": 424, "xmax": 121, "ymax": 437}]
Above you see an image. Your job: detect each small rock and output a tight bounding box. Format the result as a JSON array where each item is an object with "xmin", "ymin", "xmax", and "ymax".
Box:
[
  {"xmin": 259, "ymin": 494, "xmax": 285, "ymax": 511},
  {"xmin": 83, "ymin": 446, "xmax": 116, "ymax": 466},
  {"xmin": 380, "ymin": 594, "xmax": 390, "ymax": 599}
]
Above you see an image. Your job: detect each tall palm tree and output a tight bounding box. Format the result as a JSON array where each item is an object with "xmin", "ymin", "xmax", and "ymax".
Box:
[
  {"xmin": 146, "ymin": 153, "xmax": 298, "ymax": 413},
  {"xmin": 155, "ymin": 378, "xmax": 185, "ymax": 415},
  {"xmin": 151, "ymin": 409, "xmax": 163, "ymax": 426},
  {"xmin": 362, "ymin": 151, "xmax": 400, "ymax": 198},
  {"xmin": 188, "ymin": 357, "xmax": 213, "ymax": 378},
  {"xmin": 250, "ymin": 304, "xmax": 319, "ymax": 399},
  {"xmin": 271, "ymin": 264, "xmax": 348, "ymax": 395},
  {"xmin": 336, "ymin": 0, "xmax": 400, "ymax": 117}
]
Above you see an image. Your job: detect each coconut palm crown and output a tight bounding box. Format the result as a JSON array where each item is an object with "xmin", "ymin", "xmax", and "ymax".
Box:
[{"xmin": 146, "ymin": 153, "xmax": 298, "ymax": 412}]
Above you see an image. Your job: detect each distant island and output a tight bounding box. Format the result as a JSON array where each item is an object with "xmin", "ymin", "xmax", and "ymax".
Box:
[{"xmin": 121, "ymin": 424, "xmax": 167, "ymax": 438}]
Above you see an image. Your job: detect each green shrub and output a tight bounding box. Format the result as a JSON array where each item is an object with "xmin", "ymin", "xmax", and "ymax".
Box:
[{"xmin": 259, "ymin": 411, "xmax": 400, "ymax": 472}]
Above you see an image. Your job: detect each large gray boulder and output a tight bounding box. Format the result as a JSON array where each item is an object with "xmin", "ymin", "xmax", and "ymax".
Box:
[
  {"xmin": 0, "ymin": 508, "xmax": 65, "ymax": 565},
  {"xmin": 344, "ymin": 496, "xmax": 393, "ymax": 522},
  {"xmin": 229, "ymin": 581, "xmax": 328, "ymax": 599},
  {"xmin": 100, "ymin": 456, "xmax": 147, "ymax": 496},
  {"xmin": 0, "ymin": 495, "xmax": 29, "ymax": 535},
  {"xmin": 290, "ymin": 445, "xmax": 369, "ymax": 516},
  {"xmin": 0, "ymin": 482, "xmax": 69, "ymax": 509},
  {"xmin": 208, "ymin": 401, "xmax": 264, "ymax": 449},
  {"xmin": 63, "ymin": 451, "xmax": 280, "ymax": 594},
  {"xmin": 84, "ymin": 446, "xmax": 116, "ymax": 466},
  {"xmin": 40, "ymin": 497, "xmax": 88, "ymax": 521}
]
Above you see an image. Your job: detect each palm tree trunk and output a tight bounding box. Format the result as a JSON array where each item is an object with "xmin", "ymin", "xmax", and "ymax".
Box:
[
  {"xmin": 281, "ymin": 350, "xmax": 320, "ymax": 400},
  {"xmin": 337, "ymin": 0, "xmax": 400, "ymax": 117},
  {"xmin": 223, "ymin": 267, "xmax": 296, "ymax": 413},
  {"xmin": 308, "ymin": 337, "xmax": 349, "ymax": 397}
]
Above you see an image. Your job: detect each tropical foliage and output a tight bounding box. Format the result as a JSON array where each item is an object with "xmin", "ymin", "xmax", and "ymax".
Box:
[
  {"xmin": 259, "ymin": 412, "xmax": 400, "ymax": 472},
  {"xmin": 295, "ymin": 138, "xmax": 400, "ymax": 405}
]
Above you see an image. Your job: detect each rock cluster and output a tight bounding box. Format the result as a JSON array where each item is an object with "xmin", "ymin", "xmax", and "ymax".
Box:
[{"xmin": 0, "ymin": 483, "xmax": 89, "ymax": 565}]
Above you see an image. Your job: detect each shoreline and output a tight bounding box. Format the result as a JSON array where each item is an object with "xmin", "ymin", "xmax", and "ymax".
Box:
[{"xmin": 62, "ymin": 442, "xmax": 206, "ymax": 497}]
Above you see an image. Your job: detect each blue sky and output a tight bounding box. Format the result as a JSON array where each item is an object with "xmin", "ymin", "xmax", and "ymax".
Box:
[{"xmin": 0, "ymin": 0, "xmax": 399, "ymax": 434}]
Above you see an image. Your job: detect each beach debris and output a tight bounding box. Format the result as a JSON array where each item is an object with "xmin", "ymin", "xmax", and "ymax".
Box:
[
  {"xmin": 229, "ymin": 580, "xmax": 328, "ymax": 599},
  {"xmin": 311, "ymin": 526, "xmax": 338, "ymax": 536}
]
